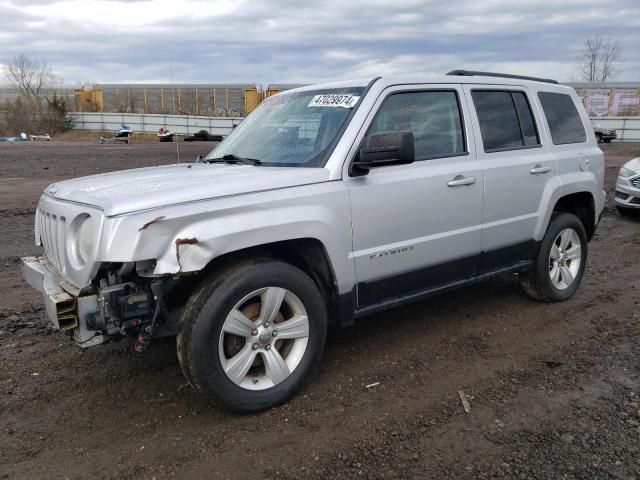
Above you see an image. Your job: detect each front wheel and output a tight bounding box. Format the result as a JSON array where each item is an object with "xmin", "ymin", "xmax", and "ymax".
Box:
[
  {"xmin": 177, "ymin": 259, "xmax": 328, "ymax": 413},
  {"xmin": 520, "ymin": 213, "xmax": 588, "ymax": 302}
]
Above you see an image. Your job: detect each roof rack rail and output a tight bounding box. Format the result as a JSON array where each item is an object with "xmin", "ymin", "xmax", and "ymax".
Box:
[{"xmin": 446, "ymin": 70, "xmax": 559, "ymax": 85}]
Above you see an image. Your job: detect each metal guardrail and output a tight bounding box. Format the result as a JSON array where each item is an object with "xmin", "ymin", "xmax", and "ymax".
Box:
[
  {"xmin": 69, "ymin": 112, "xmax": 640, "ymax": 142},
  {"xmin": 70, "ymin": 112, "xmax": 244, "ymax": 136},
  {"xmin": 590, "ymin": 117, "xmax": 640, "ymax": 142}
]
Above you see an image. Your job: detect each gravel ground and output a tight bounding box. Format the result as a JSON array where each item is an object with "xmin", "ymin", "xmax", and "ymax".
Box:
[{"xmin": 0, "ymin": 140, "xmax": 639, "ymax": 480}]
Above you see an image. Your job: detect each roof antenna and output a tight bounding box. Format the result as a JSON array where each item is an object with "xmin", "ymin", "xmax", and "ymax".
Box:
[{"xmin": 170, "ymin": 58, "xmax": 180, "ymax": 163}]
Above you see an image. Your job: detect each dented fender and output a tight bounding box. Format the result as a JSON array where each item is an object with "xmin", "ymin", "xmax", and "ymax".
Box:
[{"xmin": 96, "ymin": 181, "xmax": 357, "ymax": 294}]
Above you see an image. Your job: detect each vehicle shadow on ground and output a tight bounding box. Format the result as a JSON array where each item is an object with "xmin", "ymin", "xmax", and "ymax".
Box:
[
  {"xmin": 616, "ymin": 210, "xmax": 640, "ymax": 222},
  {"xmin": 327, "ymin": 275, "xmax": 523, "ymax": 348}
]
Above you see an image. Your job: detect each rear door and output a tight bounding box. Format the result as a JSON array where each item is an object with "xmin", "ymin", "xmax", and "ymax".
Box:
[
  {"xmin": 463, "ymin": 86, "xmax": 557, "ymax": 272},
  {"xmin": 345, "ymin": 84, "xmax": 484, "ymax": 307}
]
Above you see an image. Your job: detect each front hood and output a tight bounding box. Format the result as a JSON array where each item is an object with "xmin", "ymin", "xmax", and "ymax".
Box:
[
  {"xmin": 623, "ymin": 157, "xmax": 640, "ymax": 173},
  {"xmin": 46, "ymin": 163, "xmax": 330, "ymax": 216}
]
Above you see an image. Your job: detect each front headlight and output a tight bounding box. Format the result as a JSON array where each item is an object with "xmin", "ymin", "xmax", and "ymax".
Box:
[
  {"xmin": 619, "ymin": 167, "xmax": 636, "ymax": 178},
  {"xmin": 74, "ymin": 215, "xmax": 96, "ymax": 265}
]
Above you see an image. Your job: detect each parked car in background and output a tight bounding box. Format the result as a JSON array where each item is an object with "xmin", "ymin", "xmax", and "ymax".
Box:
[
  {"xmin": 184, "ymin": 129, "xmax": 223, "ymax": 142},
  {"xmin": 592, "ymin": 122, "xmax": 617, "ymax": 143},
  {"xmin": 22, "ymin": 70, "xmax": 605, "ymax": 413},
  {"xmin": 615, "ymin": 158, "xmax": 640, "ymax": 214},
  {"xmin": 0, "ymin": 132, "xmax": 27, "ymax": 142},
  {"xmin": 157, "ymin": 127, "xmax": 174, "ymax": 142}
]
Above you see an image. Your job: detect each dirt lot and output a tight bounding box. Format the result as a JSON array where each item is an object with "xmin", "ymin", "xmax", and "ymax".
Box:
[{"xmin": 1, "ymin": 140, "xmax": 639, "ymax": 480}]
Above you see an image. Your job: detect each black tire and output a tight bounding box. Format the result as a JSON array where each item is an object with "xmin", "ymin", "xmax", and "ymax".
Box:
[
  {"xmin": 596, "ymin": 133, "xmax": 603, "ymax": 143},
  {"xmin": 519, "ymin": 213, "xmax": 588, "ymax": 302},
  {"xmin": 603, "ymin": 138, "xmax": 612, "ymax": 143},
  {"xmin": 177, "ymin": 259, "xmax": 328, "ymax": 413}
]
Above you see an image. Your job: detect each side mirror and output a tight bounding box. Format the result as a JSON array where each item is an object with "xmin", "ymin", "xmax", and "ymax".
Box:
[{"xmin": 351, "ymin": 131, "xmax": 415, "ymax": 175}]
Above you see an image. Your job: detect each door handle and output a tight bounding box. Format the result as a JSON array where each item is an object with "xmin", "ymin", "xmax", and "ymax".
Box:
[
  {"xmin": 447, "ymin": 175, "xmax": 477, "ymax": 187},
  {"xmin": 530, "ymin": 164, "xmax": 551, "ymax": 175}
]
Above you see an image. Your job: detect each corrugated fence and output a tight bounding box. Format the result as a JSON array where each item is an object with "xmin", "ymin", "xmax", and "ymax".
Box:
[{"xmin": 570, "ymin": 83, "xmax": 640, "ymax": 117}]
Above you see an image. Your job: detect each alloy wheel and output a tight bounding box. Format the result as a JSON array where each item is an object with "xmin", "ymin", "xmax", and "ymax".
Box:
[
  {"xmin": 548, "ymin": 228, "xmax": 582, "ymax": 290},
  {"xmin": 218, "ymin": 287, "xmax": 310, "ymax": 390}
]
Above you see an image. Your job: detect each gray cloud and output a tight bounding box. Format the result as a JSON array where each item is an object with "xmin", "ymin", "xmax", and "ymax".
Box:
[{"xmin": 1, "ymin": 0, "xmax": 638, "ymax": 85}]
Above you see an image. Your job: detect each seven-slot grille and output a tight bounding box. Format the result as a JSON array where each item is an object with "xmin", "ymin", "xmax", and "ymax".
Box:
[
  {"xmin": 37, "ymin": 207, "xmax": 67, "ymax": 273},
  {"xmin": 630, "ymin": 176, "xmax": 640, "ymax": 189}
]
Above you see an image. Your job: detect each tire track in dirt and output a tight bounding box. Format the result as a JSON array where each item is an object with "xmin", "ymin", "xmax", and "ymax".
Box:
[{"xmin": 0, "ymin": 208, "xmax": 35, "ymax": 218}]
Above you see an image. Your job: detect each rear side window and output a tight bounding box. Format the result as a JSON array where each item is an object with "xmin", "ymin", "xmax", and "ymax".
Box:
[
  {"xmin": 512, "ymin": 92, "xmax": 539, "ymax": 146},
  {"xmin": 538, "ymin": 92, "xmax": 587, "ymax": 145},
  {"xmin": 472, "ymin": 90, "xmax": 540, "ymax": 152},
  {"xmin": 368, "ymin": 90, "xmax": 466, "ymax": 160}
]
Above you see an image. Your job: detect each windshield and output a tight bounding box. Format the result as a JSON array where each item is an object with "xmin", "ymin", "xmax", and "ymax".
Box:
[{"xmin": 206, "ymin": 87, "xmax": 365, "ymax": 167}]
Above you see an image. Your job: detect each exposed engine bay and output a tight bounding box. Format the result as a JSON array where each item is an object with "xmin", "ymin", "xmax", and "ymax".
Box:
[{"xmin": 23, "ymin": 257, "xmax": 179, "ymax": 351}]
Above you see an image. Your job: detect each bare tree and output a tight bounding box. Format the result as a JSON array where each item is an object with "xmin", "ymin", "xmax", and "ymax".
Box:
[
  {"xmin": 599, "ymin": 39, "xmax": 623, "ymax": 81},
  {"xmin": 576, "ymin": 36, "xmax": 623, "ymax": 82},
  {"xmin": 1, "ymin": 55, "xmax": 71, "ymax": 136},
  {"xmin": 3, "ymin": 54, "xmax": 55, "ymax": 99}
]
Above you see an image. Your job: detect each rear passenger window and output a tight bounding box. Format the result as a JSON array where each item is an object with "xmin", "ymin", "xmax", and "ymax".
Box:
[
  {"xmin": 538, "ymin": 92, "xmax": 587, "ymax": 145},
  {"xmin": 368, "ymin": 90, "xmax": 466, "ymax": 160},
  {"xmin": 512, "ymin": 92, "xmax": 539, "ymax": 146},
  {"xmin": 472, "ymin": 90, "xmax": 540, "ymax": 152}
]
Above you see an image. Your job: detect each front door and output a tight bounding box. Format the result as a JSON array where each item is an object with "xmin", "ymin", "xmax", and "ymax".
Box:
[{"xmin": 345, "ymin": 85, "xmax": 484, "ymax": 307}]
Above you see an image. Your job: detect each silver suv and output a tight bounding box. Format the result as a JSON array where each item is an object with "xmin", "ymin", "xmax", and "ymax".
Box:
[{"xmin": 22, "ymin": 71, "xmax": 605, "ymax": 412}]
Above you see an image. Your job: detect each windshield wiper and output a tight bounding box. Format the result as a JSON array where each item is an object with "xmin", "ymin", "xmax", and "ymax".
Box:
[{"xmin": 206, "ymin": 154, "xmax": 262, "ymax": 166}]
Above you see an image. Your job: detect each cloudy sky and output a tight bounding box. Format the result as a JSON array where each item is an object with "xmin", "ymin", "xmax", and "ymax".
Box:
[{"xmin": 1, "ymin": 0, "xmax": 639, "ymax": 86}]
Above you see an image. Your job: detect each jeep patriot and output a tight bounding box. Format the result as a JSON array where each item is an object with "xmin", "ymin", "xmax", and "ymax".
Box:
[{"xmin": 22, "ymin": 70, "xmax": 605, "ymax": 412}]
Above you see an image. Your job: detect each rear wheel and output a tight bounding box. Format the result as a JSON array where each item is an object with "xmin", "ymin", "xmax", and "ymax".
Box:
[
  {"xmin": 520, "ymin": 213, "xmax": 587, "ymax": 302},
  {"xmin": 177, "ymin": 259, "xmax": 328, "ymax": 413}
]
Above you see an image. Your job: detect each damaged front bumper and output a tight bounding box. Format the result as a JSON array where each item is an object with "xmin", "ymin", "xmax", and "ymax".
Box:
[
  {"xmin": 22, "ymin": 256, "xmax": 168, "ymax": 350},
  {"xmin": 22, "ymin": 256, "xmax": 106, "ymax": 348}
]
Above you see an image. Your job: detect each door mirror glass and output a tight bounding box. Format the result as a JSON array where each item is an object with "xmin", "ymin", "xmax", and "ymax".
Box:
[{"xmin": 352, "ymin": 131, "xmax": 415, "ymax": 174}]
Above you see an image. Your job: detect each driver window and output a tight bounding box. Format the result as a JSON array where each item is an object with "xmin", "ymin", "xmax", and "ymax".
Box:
[{"xmin": 368, "ymin": 90, "xmax": 466, "ymax": 160}]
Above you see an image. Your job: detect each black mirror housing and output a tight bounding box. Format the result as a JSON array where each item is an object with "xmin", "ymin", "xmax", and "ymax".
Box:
[{"xmin": 352, "ymin": 131, "xmax": 415, "ymax": 175}]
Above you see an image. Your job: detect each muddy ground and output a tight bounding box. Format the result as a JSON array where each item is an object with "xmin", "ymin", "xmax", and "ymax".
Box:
[{"xmin": 0, "ymin": 140, "xmax": 639, "ymax": 480}]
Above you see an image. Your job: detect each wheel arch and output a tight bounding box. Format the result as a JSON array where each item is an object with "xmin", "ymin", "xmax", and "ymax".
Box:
[
  {"xmin": 550, "ymin": 191, "xmax": 596, "ymax": 240},
  {"xmin": 172, "ymin": 238, "xmax": 344, "ymax": 327}
]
